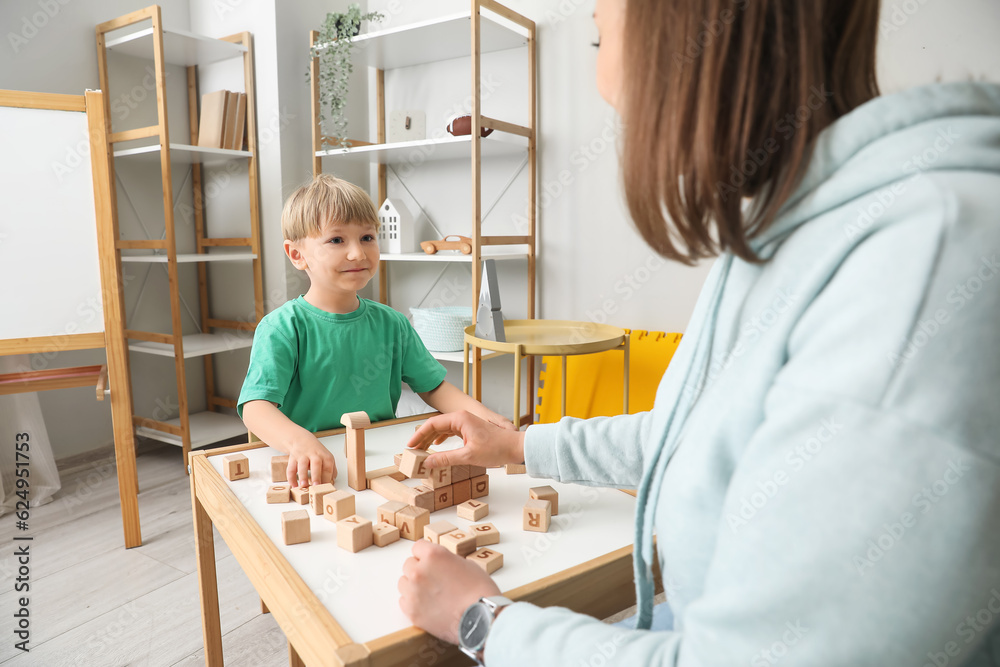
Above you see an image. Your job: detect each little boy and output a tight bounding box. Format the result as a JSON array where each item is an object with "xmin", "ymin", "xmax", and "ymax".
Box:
[{"xmin": 238, "ymin": 175, "xmax": 513, "ymax": 486}]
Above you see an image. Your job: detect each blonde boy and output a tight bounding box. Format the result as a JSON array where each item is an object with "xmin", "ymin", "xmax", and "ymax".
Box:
[{"xmin": 239, "ymin": 175, "xmax": 512, "ymax": 486}]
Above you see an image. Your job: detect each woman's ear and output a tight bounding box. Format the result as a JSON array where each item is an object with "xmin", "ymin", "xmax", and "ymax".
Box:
[{"xmin": 284, "ymin": 239, "xmax": 307, "ymax": 270}]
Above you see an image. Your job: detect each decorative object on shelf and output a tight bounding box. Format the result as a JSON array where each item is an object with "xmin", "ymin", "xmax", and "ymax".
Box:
[
  {"xmin": 447, "ymin": 113, "xmax": 493, "ymax": 137},
  {"xmin": 310, "ymin": 3, "xmax": 384, "ymax": 149},
  {"xmin": 389, "ymin": 110, "xmax": 426, "ymax": 143},
  {"xmin": 377, "ymin": 198, "xmax": 416, "ymax": 254},
  {"xmin": 410, "ymin": 306, "xmax": 473, "ymax": 352},
  {"xmin": 476, "ymin": 259, "xmax": 506, "ymax": 342},
  {"xmin": 420, "ymin": 235, "xmax": 472, "ymax": 255}
]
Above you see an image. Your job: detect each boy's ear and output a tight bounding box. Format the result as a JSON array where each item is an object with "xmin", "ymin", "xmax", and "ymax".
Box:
[{"xmin": 284, "ymin": 239, "xmax": 308, "ymax": 270}]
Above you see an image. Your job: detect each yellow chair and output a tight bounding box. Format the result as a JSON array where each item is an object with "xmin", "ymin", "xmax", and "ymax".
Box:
[{"xmin": 535, "ymin": 330, "xmax": 682, "ymax": 423}]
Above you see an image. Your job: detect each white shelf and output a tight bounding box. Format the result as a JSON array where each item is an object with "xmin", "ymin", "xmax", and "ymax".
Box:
[
  {"xmin": 316, "ymin": 12, "xmax": 527, "ymax": 70},
  {"xmin": 114, "ymin": 143, "xmax": 252, "ymax": 165},
  {"xmin": 128, "ymin": 333, "xmax": 253, "ymax": 358},
  {"xmin": 316, "ymin": 133, "xmax": 526, "ymax": 165},
  {"xmin": 121, "ymin": 252, "xmax": 256, "ymax": 264},
  {"xmin": 137, "ymin": 410, "xmax": 247, "ymax": 449},
  {"xmin": 431, "ymin": 348, "xmax": 501, "ymax": 363},
  {"xmin": 105, "ymin": 26, "xmax": 246, "ymax": 67},
  {"xmin": 381, "ymin": 246, "xmax": 528, "ymax": 263}
]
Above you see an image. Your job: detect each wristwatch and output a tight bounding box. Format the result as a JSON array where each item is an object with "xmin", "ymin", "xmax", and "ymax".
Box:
[{"xmin": 458, "ymin": 595, "xmax": 514, "ymax": 664}]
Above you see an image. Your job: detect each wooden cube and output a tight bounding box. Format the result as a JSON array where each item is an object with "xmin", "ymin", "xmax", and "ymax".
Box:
[
  {"xmin": 432, "ymin": 484, "xmax": 453, "ymax": 511},
  {"xmin": 405, "ymin": 486, "xmax": 435, "ymax": 512},
  {"xmin": 451, "ymin": 479, "xmax": 472, "ymax": 505},
  {"xmin": 396, "ymin": 505, "xmax": 430, "ymax": 541},
  {"xmin": 523, "ymin": 499, "xmax": 551, "ymax": 532},
  {"xmin": 456, "ymin": 499, "xmax": 488, "ymax": 521},
  {"xmin": 310, "ymin": 483, "xmax": 337, "ymax": 516},
  {"xmin": 377, "ymin": 500, "xmax": 407, "ymax": 526},
  {"xmin": 223, "ymin": 454, "xmax": 249, "ymax": 481},
  {"xmin": 470, "ymin": 474, "xmax": 489, "ymax": 499},
  {"xmin": 270, "ymin": 455, "xmax": 289, "ymax": 482},
  {"xmin": 439, "ymin": 530, "xmax": 477, "ymax": 557},
  {"xmin": 468, "ymin": 547, "xmax": 503, "ymax": 574},
  {"xmin": 451, "ymin": 465, "xmax": 470, "ymax": 482},
  {"xmin": 394, "ymin": 453, "xmax": 402, "ymax": 467},
  {"xmin": 468, "ymin": 465, "xmax": 487, "ymax": 477},
  {"xmin": 423, "ymin": 520, "xmax": 458, "ymax": 544},
  {"xmin": 373, "ymin": 521, "xmax": 400, "ymax": 547},
  {"xmin": 399, "ymin": 449, "xmax": 431, "ymax": 478},
  {"xmin": 469, "ymin": 522, "xmax": 500, "ymax": 546},
  {"xmin": 290, "ymin": 485, "xmax": 310, "ymax": 505},
  {"xmin": 426, "ymin": 465, "xmax": 452, "ymax": 489},
  {"xmin": 323, "ymin": 490, "xmax": 356, "ymax": 522},
  {"xmin": 372, "ymin": 476, "xmax": 434, "ymax": 512},
  {"xmin": 529, "ymin": 485, "xmax": 559, "ymax": 516},
  {"xmin": 281, "ymin": 510, "xmax": 310, "ymax": 545},
  {"xmin": 505, "ymin": 463, "xmax": 526, "ymax": 475},
  {"xmin": 336, "ymin": 515, "xmax": 373, "ymax": 553},
  {"xmin": 266, "ymin": 485, "xmax": 290, "ymax": 504}
]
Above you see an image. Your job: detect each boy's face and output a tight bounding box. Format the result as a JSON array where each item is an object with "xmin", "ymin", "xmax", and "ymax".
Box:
[{"xmin": 284, "ymin": 219, "xmax": 380, "ymax": 296}]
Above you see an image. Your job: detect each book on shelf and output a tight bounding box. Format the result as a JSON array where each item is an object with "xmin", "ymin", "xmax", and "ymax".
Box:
[
  {"xmin": 228, "ymin": 93, "xmax": 247, "ymax": 150},
  {"xmin": 221, "ymin": 91, "xmax": 239, "ymax": 149},
  {"xmin": 197, "ymin": 90, "xmax": 228, "ymax": 148}
]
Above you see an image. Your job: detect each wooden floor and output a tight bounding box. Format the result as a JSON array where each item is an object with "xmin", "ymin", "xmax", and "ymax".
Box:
[{"xmin": 0, "ymin": 444, "xmax": 650, "ymax": 666}]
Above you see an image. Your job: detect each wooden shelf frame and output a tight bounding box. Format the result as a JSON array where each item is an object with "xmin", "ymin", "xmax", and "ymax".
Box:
[
  {"xmin": 96, "ymin": 5, "xmax": 264, "ymax": 464},
  {"xmin": 309, "ymin": 0, "xmax": 538, "ymax": 424}
]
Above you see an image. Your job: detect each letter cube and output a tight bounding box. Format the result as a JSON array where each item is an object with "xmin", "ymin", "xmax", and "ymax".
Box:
[
  {"xmin": 470, "ymin": 522, "xmax": 500, "ymax": 546},
  {"xmin": 457, "ymin": 500, "xmax": 489, "ymax": 521},
  {"xmin": 451, "ymin": 479, "xmax": 472, "ymax": 505},
  {"xmin": 468, "ymin": 547, "xmax": 503, "ymax": 574},
  {"xmin": 451, "ymin": 465, "xmax": 470, "ymax": 482},
  {"xmin": 323, "ymin": 490, "xmax": 355, "ymax": 522},
  {"xmin": 423, "ymin": 520, "xmax": 458, "ymax": 544},
  {"xmin": 281, "ymin": 509, "xmax": 310, "ymax": 545},
  {"xmin": 266, "ymin": 485, "xmax": 290, "ymax": 504},
  {"xmin": 505, "ymin": 463, "xmax": 526, "ymax": 475},
  {"xmin": 439, "ymin": 530, "xmax": 477, "ymax": 557},
  {"xmin": 223, "ymin": 454, "xmax": 249, "ymax": 481},
  {"xmin": 270, "ymin": 455, "xmax": 289, "ymax": 482},
  {"xmin": 377, "ymin": 500, "xmax": 407, "ymax": 526},
  {"xmin": 290, "ymin": 485, "xmax": 310, "ymax": 504},
  {"xmin": 471, "ymin": 474, "xmax": 489, "ymax": 499},
  {"xmin": 523, "ymin": 499, "xmax": 551, "ymax": 532},
  {"xmin": 399, "ymin": 449, "xmax": 431, "ymax": 478},
  {"xmin": 404, "ymin": 486, "xmax": 435, "ymax": 512},
  {"xmin": 529, "ymin": 485, "xmax": 559, "ymax": 516},
  {"xmin": 336, "ymin": 515, "xmax": 373, "ymax": 553},
  {"xmin": 468, "ymin": 465, "xmax": 487, "ymax": 477},
  {"xmin": 310, "ymin": 483, "xmax": 337, "ymax": 516},
  {"xmin": 426, "ymin": 465, "xmax": 452, "ymax": 489},
  {"xmin": 396, "ymin": 505, "xmax": 430, "ymax": 541},
  {"xmin": 373, "ymin": 521, "xmax": 400, "ymax": 547},
  {"xmin": 432, "ymin": 484, "xmax": 453, "ymax": 511}
]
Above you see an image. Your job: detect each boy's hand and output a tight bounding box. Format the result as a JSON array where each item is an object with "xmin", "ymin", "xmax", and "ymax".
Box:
[
  {"xmin": 286, "ymin": 434, "xmax": 337, "ymax": 487},
  {"xmin": 398, "ymin": 540, "xmax": 501, "ymax": 644},
  {"xmin": 406, "ymin": 410, "xmax": 525, "ymax": 469}
]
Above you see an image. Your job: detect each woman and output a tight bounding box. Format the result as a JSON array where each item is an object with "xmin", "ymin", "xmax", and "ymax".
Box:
[{"xmin": 399, "ymin": 0, "xmax": 1000, "ymax": 664}]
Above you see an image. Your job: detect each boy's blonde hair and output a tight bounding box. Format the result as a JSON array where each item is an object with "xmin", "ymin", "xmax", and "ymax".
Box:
[{"xmin": 281, "ymin": 174, "xmax": 380, "ymax": 241}]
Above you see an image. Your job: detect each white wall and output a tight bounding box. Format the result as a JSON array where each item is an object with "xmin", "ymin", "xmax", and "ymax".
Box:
[{"xmin": 2, "ymin": 0, "xmax": 999, "ymax": 457}]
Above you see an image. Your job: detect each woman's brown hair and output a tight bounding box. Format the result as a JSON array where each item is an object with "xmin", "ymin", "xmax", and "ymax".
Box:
[{"xmin": 621, "ymin": 0, "xmax": 880, "ymax": 264}]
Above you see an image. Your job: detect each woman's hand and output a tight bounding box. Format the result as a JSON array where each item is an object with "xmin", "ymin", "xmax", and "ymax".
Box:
[
  {"xmin": 286, "ymin": 434, "xmax": 337, "ymax": 487},
  {"xmin": 398, "ymin": 540, "xmax": 502, "ymax": 644},
  {"xmin": 406, "ymin": 410, "xmax": 525, "ymax": 469}
]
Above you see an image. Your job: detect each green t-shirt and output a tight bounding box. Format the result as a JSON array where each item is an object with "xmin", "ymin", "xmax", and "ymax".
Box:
[{"xmin": 237, "ymin": 296, "xmax": 447, "ymax": 432}]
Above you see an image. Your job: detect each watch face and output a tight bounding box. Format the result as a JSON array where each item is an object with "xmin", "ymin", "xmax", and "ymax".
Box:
[{"xmin": 459, "ymin": 603, "xmax": 492, "ymax": 651}]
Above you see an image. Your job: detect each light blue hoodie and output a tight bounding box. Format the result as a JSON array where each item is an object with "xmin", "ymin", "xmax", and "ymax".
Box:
[{"xmin": 486, "ymin": 82, "xmax": 1000, "ymax": 666}]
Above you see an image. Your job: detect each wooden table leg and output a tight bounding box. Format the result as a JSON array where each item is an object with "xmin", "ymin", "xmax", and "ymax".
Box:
[
  {"xmin": 560, "ymin": 355, "xmax": 567, "ymax": 418},
  {"xmin": 289, "ymin": 642, "xmax": 306, "ymax": 667},
  {"xmin": 513, "ymin": 345, "xmax": 522, "ymax": 426},
  {"xmin": 190, "ymin": 454, "xmax": 224, "ymax": 666},
  {"xmin": 463, "ymin": 340, "xmax": 470, "ymax": 395},
  {"xmin": 623, "ymin": 333, "xmax": 630, "ymax": 415}
]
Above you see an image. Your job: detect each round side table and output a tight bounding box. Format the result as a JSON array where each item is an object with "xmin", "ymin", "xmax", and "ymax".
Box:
[{"xmin": 463, "ymin": 319, "xmax": 630, "ymax": 427}]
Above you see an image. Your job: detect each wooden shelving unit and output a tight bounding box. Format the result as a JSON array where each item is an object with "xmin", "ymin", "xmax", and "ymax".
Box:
[
  {"xmin": 309, "ymin": 0, "xmax": 537, "ymax": 425},
  {"xmin": 96, "ymin": 5, "xmax": 263, "ymax": 463}
]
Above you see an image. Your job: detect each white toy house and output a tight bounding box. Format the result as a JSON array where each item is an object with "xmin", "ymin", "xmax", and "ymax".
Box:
[{"xmin": 377, "ymin": 198, "xmax": 416, "ymax": 254}]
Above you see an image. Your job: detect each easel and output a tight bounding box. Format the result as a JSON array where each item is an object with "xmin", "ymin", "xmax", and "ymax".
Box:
[{"xmin": 0, "ymin": 89, "xmax": 142, "ymax": 548}]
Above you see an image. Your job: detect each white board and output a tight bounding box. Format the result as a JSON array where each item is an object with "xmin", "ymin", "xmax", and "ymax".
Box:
[
  {"xmin": 0, "ymin": 105, "xmax": 104, "ymax": 340},
  {"xmin": 210, "ymin": 418, "xmax": 639, "ymax": 644}
]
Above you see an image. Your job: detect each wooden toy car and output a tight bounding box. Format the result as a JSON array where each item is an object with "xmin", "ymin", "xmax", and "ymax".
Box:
[{"xmin": 420, "ymin": 235, "xmax": 473, "ymax": 255}]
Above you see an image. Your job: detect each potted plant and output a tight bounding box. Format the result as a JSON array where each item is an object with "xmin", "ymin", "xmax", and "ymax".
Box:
[{"xmin": 308, "ymin": 3, "xmax": 384, "ymax": 149}]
